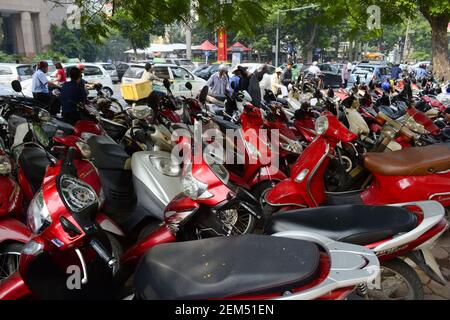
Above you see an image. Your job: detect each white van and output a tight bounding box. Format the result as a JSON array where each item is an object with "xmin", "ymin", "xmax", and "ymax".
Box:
[{"xmin": 0, "ymin": 64, "xmax": 34, "ymax": 86}]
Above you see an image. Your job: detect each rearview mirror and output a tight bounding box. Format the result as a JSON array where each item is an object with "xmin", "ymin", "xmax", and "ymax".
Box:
[
  {"xmin": 11, "ymin": 80, "xmax": 22, "ymax": 93},
  {"xmin": 185, "ymin": 82, "xmax": 193, "ymax": 91}
]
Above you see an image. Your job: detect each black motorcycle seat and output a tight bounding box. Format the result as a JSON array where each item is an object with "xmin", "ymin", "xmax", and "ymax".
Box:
[
  {"xmin": 134, "ymin": 235, "xmax": 320, "ymax": 300},
  {"xmin": 49, "ymin": 118, "xmax": 75, "ymax": 135},
  {"xmin": 18, "ymin": 147, "xmax": 51, "ymax": 193},
  {"xmin": 87, "ymin": 135, "xmax": 129, "ymax": 170},
  {"xmin": 265, "ymin": 205, "xmax": 417, "ymax": 245},
  {"xmin": 209, "ymin": 94, "xmax": 227, "ymax": 102},
  {"xmin": 212, "ymin": 116, "xmax": 240, "ymax": 130}
]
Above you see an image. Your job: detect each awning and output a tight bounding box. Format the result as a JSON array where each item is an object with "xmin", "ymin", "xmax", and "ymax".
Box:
[
  {"xmin": 124, "ymin": 43, "xmax": 187, "ymax": 54},
  {"xmin": 227, "ymin": 42, "xmax": 251, "ymax": 52},
  {"xmin": 192, "ymin": 40, "xmax": 218, "ymax": 51}
]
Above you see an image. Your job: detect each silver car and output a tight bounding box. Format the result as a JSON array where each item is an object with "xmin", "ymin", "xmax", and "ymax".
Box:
[{"xmin": 100, "ymin": 63, "xmax": 119, "ymax": 84}]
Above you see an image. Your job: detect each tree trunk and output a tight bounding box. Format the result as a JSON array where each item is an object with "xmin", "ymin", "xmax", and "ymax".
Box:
[
  {"xmin": 305, "ymin": 22, "xmax": 318, "ymax": 63},
  {"xmin": 420, "ymin": 9, "xmax": 450, "ymax": 81}
]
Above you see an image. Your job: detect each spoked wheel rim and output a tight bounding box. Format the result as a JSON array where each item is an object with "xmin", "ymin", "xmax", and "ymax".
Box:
[
  {"xmin": 0, "ymin": 252, "xmax": 21, "ymax": 281},
  {"xmin": 367, "ymin": 266, "xmax": 415, "ymax": 300},
  {"xmin": 220, "ymin": 208, "xmax": 255, "ymax": 235}
]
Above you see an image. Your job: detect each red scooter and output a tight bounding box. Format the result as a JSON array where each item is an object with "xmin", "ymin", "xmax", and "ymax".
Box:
[
  {"xmin": 0, "ymin": 149, "xmax": 31, "ymax": 283},
  {"xmin": 0, "ymin": 148, "xmax": 124, "ymax": 300},
  {"xmin": 264, "ymin": 113, "xmax": 450, "ymax": 211},
  {"xmin": 265, "ymin": 200, "xmax": 448, "ymax": 299}
]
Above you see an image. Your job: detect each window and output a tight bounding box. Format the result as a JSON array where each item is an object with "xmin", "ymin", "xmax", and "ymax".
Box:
[
  {"xmin": 123, "ymin": 66, "xmax": 145, "ymax": 79},
  {"xmin": 153, "ymin": 66, "xmax": 170, "ymax": 79},
  {"xmin": 102, "ymin": 64, "xmax": 116, "ymax": 71},
  {"xmin": 17, "ymin": 65, "xmax": 34, "ymax": 76},
  {"xmin": 83, "ymin": 66, "xmax": 103, "ymax": 76},
  {"xmin": 0, "ymin": 66, "xmax": 13, "ymax": 75},
  {"xmin": 117, "ymin": 64, "xmax": 129, "ymax": 71},
  {"xmin": 320, "ymin": 64, "xmax": 332, "ymax": 72},
  {"xmin": 171, "ymin": 67, "xmax": 193, "ymax": 80}
]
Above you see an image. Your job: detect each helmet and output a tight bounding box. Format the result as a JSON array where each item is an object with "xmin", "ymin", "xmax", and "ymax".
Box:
[
  {"xmin": 381, "ymin": 82, "xmax": 391, "ymax": 92},
  {"xmin": 218, "ymin": 64, "xmax": 228, "ymax": 72}
]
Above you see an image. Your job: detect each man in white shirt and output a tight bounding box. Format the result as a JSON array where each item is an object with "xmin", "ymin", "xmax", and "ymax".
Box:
[
  {"xmin": 271, "ymin": 68, "xmax": 283, "ymax": 94},
  {"xmin": 307, "ymin": 61, "xmax": 322, "ymax": 76}
]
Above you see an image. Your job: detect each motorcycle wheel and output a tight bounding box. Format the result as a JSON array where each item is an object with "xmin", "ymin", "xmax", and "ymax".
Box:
[
  {"xmin": 218, "ymin": 207, "xmax": 256, "ymax": 236},
  {"xmin": 0, "ymin": 243, "xmax": 23, "ymax": 282},
  {"xmin": 367, "ymin": 259, "xmax": 424, "ymax": 300}
]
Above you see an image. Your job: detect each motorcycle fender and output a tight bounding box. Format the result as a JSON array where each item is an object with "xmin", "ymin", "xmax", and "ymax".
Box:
[
  {"xmin": 95, "ymin": 213, "xmax": 125, "ymax": 237},
  {"xmin": 248, "ymin": 166, "xmax": 287, "ymax": 188},
  {"xmin": 0, "ymin": 271, "xmax": 31, "ymax": 300},
  {"xmin": 406, "ymin": 249, "xmax": 447, "ymax": 286},
  {"xmin": 0, "ymin": 218, "xmax": 31, "ymax": 244},
  {"xmin": 165, "ymin": 194, "xmax": 200, "ymax": 213},
  {"xmin": 265, "ymin": 180, "xmax": 308, "ymax": 208}
]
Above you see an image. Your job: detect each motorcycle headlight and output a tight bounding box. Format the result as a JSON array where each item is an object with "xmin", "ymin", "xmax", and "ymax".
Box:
[
  {"xmin": 0, "ymin": 155, "xmax": 12, "ymax": 175},
  {"xmin": 27, "ymin": 189, "xmax": 51, "ymax": 234},
  {"xmin": 59, "ymin": 175, "xmax": 98, "ymax": 214},
  {"xmin": 150, "ymin": 155, "xmax": 181, "ymax": 177},
  {"xmin": 182, "ymin": 163, "xmax": 213, "ymax": 200},
  {"xmin": 75, "ymin": 141, "xmax": 92, "ymax": 159},
  {"xmin": 315, "ymin": 116, "xmax": 329, "ymax": 135},
  {"xmin": 129, "ymin": 105, "xmax": 152, "ymax": 120}
]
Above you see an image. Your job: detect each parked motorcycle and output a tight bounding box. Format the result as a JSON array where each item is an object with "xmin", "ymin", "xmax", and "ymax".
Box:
[{"xmin": 265, "ymin": 200, "xmax": 448, "ymax": 299}]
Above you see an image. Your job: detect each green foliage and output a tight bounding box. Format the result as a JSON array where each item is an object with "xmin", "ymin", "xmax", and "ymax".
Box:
[
  {"xmin": 34, "ymin": 50, "xmax": 69, "ymax": 63},
  {"xmin": 0, "ymin": 51, "xmax": 22, "ymax": 63}
]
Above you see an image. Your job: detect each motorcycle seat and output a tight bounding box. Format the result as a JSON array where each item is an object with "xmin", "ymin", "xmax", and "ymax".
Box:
[
  {"xmin": 134, "ymin": 235, "xmax": 320, "ymax": 300},
  {"xmin": 87, "ymin": 135, "xmax": 130, "ymax": 170},
  {"xmin": 208, "ymin": 94, "xmax": 227, "ymax": 102},
  {"xmin": 264, "ymin": 205, "xmax": 417, "ymax": 246},
  {"xmin": 49, "ymin": 118, "xmax": 75, "ymax": 135},
  {"xmin": 212, "ymin": 116, "xmax": 240, "ymax": 131},
  {"xmin": 18, "ymin": 147, "xmax": 52, "ymax": 193},
  {"xmin": 364, "ymin": 144, "xmax": 450, "ymax": 176}
]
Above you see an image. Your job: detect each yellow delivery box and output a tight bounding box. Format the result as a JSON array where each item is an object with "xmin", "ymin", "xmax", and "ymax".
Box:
[{"xmin": 120, "ymin": 80, "xmax": 152, "ymax": 101}]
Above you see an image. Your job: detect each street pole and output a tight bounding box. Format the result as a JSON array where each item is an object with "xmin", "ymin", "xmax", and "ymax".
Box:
[
  {"xmin": 274, "ymin": 5, "xmax": 318, "ymax": 68},
  {"xmin": 275, "ymin": 11, "xmax": 280, "ymax": 67}
]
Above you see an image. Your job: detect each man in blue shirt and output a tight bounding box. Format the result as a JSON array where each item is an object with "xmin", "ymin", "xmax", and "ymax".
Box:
[
  {"xmin": 60, "ymin": 67, "xmax": 87, "ymax": 125},
  {"xmin": 32, "ymin": 61, "xmax": 59, "ymax": 114},
  {"xmin": 415, "ymin": 64, "xmax": 429, "ymax": 80},
  {"xmin": 390, "ymin": 64, "xmax": 402, "ymax": 80}
]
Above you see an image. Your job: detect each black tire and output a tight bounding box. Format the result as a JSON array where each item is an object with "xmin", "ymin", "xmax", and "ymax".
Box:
[
  {"xmin": 102, "ymin": 87, "xmax": 114, "ymax": 98},
  {"xmin": 0, "ymin": 242, "xmax": 24, "ymax": 281},
  {"xmin": 367, "ymin": 258, "xmax": 424, "ymax": 300}
]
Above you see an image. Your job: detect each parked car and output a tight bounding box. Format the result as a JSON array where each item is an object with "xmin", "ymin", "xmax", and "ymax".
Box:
[
  {"xmin": 116, "ymin": 62, "xmax": 132, "ymax": 82},
  {"xmin": 194, "ymin": 63, "xmax": 232, "ymax": 81},
  {"xmin": 0, "ymin": 83, "xmax": 17, "ymax": 96},
  {"xmin": 121, "ymin": 63, "xmax": 207, "ymax": 97},
  {"xmin": 0, "ymin": 63, "xmax": 34, "ymax": 86},
  {"xmin": 298, "ymin": 63, "xmax": 343, "ymax": 88},
  {"xmin": 64, "ymin": 63, "xmax": 114, "ymax": 96},
  {"xmin": 99, "ymin": 63, "xmax": 119, "ymax": 83},
  {"xmin": 163, "ymin": 58, "xmax": 196, "ymax": 71},
  {"xmin": 236, "ymin": 63, "xmax": 276, "ymax": 75},
  {"xmin": 347, "ymin": 63, "xmax": 391, "ymax": 88}
]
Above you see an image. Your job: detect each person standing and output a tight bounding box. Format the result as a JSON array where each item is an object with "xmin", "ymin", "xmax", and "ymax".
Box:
[
  {"xmin": 390, "ymin": 63, "xmax": 402, "ymax": 80},
  {"xmin": 271, "ymin": 67, "xmax": 283, "ymax": 94},
  {"xmin": 31, "ymin": 61, "xmax": 59, "ymax": 115},
  {"xmin": 281, "ymin": 62, "xmax": 293, "ymax": 86},
  {"xmin": 54, "ymin": 62, "xmax": 67, "ymax": 85},
  {"xmin": 341, "ymin": 61, "xmax": 351, "ymax": 88},
  {"xmin": 143, "ymin": 62, "xmax": 166, "ymax": 98},
  {"xmin": 60, "ymin": 67, "xmax": 87, "ymax": 125},
  {"xmin": 206, "ymin": 64, "xmax": 230, "ymax": 96}
]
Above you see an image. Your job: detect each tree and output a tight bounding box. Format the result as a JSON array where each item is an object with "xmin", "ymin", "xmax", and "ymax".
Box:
[{"xmin": 114, "ymin": 12, "xmax": 165, "ymax": 60}]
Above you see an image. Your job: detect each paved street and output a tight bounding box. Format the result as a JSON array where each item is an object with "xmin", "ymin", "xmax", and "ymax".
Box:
[{"xmin": 419, "ymin": 229, "xmax": 450, "ymax": 300}]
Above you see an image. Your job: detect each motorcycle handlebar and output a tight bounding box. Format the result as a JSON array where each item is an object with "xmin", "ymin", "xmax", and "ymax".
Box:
[{"xmin": 89, "ymin": 238, "xmax": 116, "ymax": 268}]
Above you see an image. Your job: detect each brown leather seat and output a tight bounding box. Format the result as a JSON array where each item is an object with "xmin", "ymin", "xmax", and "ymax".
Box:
[{"xmin": 364, "ymin": 144, "xmax": 450, "ymax": 176}]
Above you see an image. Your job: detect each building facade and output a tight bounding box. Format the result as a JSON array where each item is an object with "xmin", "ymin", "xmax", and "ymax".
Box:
[{"xmin": 0, "ymin": 0, "xmax": 67, "ymax": 57}]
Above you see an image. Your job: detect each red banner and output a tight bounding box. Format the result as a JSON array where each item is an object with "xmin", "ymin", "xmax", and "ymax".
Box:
[{"xmin": 217, "ymin": 28, "xmax": 227, "ymax": 62}]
